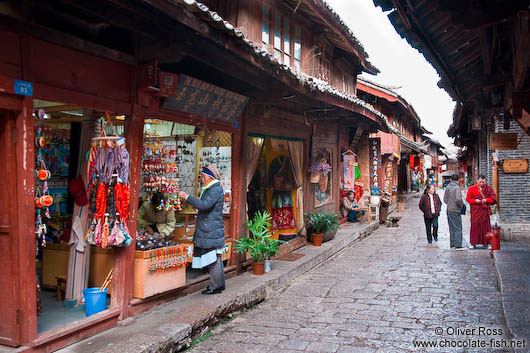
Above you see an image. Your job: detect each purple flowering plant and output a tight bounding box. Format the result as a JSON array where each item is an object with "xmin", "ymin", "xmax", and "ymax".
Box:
[{"xmin": 309, "ymin": 160, "xmax": 332, "ymax": 176}]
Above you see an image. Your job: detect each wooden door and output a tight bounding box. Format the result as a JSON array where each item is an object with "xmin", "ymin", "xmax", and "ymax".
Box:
[{"xmin": 0, "ymin": 110, "xmax": 21, "ymax": 346}]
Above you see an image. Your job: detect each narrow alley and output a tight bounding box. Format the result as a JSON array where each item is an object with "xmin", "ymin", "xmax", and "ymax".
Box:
[{"xmin": 188, "ymin": 192, "xmax": 514, "ymax": 353}]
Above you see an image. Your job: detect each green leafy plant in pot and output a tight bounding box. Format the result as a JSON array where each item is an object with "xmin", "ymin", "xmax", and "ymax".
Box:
[
  {"xmin": 305, "ymin": 212, "xmax": 339, "ymax": 246},
  {"xmin": 235, "ymin": 211, "xmax": 280, "ymax": 275}
]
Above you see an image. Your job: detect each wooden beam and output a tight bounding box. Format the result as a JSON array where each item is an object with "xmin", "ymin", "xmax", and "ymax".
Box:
[
  {"xmin": 478, "ymin": 29, "xmax": 492, "ymax": 75},
  {"xmin": 33, "ymin": 83, "xmax": 132, "ymax": 113},
  {"xmin": 0, "ymin": 14, "xmax": 136, "ymax": 65},
  {"xmin": 450, "ymin": 47, "xmax": 482, "ymax": 69},
  {"xmin": 390, "ymin": 0, "xmax": 464, "ymax": 102},
  {"xmin": 513, "ymin": 11, "xmax": 530, "ymax": 90}
]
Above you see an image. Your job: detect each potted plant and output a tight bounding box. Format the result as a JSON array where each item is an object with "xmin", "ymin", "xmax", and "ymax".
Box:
[
  {"xmin": 308, "ymin": 159, "xmax": 331, "ymax": 184},
  {"xmin": 320, "ymin": 212, "xmax": 339, "ymax": 242},
  {"xmin": 234, "ymin": 211, "xmax": 279, "ymax": 275},
  {"xmin": 305, "ymin": 212, "xmax": 339, "ymax": 246}
]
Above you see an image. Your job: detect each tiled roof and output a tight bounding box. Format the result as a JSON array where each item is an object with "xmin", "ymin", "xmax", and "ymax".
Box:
[{"xmin": 172, "ymin": 0, "xmax": 390, "ymax": 128}]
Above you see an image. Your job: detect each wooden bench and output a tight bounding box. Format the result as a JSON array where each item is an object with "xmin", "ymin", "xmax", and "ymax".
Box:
[
  {"xmin": 359, "ymin": 207, "xmax": 370, "ymax": 224},
  {"xmin": 56, "ymin": 274, "xmax": 67, "ymax": 301}
]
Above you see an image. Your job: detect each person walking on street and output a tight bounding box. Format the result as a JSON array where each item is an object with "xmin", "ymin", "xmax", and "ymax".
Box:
[
  {"xmin": 419, "ymin": 185, "xmax": 442, "ymax": 243},
  {"xmin": 466, "ymin": 175, "xmax": 497, "ymax": 249},
  {"xmin": 179, "ymin": 164, "xmax": 226, "ymax": 294},
  {"xmin": 444, "ymin": 174, "xmax": 464, "ymax": 249}
]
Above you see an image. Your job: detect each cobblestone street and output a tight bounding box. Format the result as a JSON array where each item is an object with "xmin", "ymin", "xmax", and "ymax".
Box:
[{"xmin": 189, "ymin": 192, "xmax": 515, "ymax": 353}]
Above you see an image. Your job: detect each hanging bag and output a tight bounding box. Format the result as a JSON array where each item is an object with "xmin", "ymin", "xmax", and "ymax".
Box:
[{"xmin": 273, "ymin": 157, "xmax": 295, "ymax": 191}]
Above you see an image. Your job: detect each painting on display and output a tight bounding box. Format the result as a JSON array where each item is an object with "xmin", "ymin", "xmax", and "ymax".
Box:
[{"xmin": 314, "ymin": 147, "xmax": 333, "ymax": 208}]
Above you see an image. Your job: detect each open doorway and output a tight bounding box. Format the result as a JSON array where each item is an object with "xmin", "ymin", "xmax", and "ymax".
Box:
[
  {"xmin": 33, "ymin": 100, "xmax": 124, "ymax": 333},
  {"xmin": 246, "ymin": 137, "xmax": 303, "ymax": 242}
]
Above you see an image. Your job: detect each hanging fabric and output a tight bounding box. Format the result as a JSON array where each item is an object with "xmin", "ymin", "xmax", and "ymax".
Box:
[
  {"xmin": 287, "ymin": 140, "xmax": 305, "ymax": 235},
  {"xmin": 245, "ymin": 137, "xmax": 264, "ymax": 189}
]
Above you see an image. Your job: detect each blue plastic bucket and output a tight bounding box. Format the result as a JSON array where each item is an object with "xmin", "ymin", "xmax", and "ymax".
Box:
[{"xmin": 83, "ymin": 287, "xmax": 108, "ymax": 316}]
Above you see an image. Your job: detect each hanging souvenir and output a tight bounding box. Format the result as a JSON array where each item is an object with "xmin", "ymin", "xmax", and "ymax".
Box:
[{"xmin": 85, "ymin": 117, "xmax": 132, "ymax": 248}]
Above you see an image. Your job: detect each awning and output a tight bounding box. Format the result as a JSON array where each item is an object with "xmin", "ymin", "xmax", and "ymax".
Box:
[{"xmin": 400, "ymin": 136, "xmax": 428, "ymax": 153}]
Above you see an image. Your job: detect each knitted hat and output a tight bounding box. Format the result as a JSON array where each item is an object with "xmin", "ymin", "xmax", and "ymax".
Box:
[{"xmin": 202, "ymin": 164, "xmax": 221, "ymax": 180}]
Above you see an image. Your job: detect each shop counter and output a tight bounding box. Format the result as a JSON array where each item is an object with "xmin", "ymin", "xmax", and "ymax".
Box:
[
  {"xmin": 133, "ymin": 245, "xmax": 187, "ymax": 299},
  {"xmin": 179, "ymin": 239, "xmax": 233, "ymax": 263}
]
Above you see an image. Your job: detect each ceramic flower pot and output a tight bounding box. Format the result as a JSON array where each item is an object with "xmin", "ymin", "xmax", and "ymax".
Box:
[
  {"xmin": 310, "ymin": 173, "xmax": 320, "ymax": 183},
  {"xmin": 312, "ymin": 233, "xmax": 323, "ymax": 246},
  {"xmin": 252, "ymin": 261, "xmax": 265, "ymax": 275}
]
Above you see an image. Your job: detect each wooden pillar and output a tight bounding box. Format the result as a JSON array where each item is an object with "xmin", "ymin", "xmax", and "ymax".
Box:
[
  {"xmin": 16, "ymin": 96, "xmax": 37, "ymax": 344},
  {"xmin": 230, "ymin": 111, "xmax": 245, "ymax": 271},
  {"xmin": 113, "ymin": 105, "xmax": 144, "ymax": 319}
]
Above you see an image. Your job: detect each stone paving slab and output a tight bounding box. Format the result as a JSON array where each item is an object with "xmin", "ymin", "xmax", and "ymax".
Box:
[
  {"xmin": 56, "ymin": 197, "xmax": 394, "ymax": 353},
  {"xmin": 188, "ymin": 190, "xmax": 527, "ymax": 353},
  {"xmin": 494, "ymin": 242, "xmax": 530, "ymax": 345}
]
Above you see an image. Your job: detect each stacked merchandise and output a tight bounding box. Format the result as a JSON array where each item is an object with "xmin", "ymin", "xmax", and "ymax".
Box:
[{"xmin": 84, "ymin": 133, "xmax": 132, "ymax": 248}]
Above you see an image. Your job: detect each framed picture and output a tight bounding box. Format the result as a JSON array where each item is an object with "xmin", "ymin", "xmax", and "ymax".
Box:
[{"xmin": 314, "ymin": 147, "xmax": 333, "ymax": 208}]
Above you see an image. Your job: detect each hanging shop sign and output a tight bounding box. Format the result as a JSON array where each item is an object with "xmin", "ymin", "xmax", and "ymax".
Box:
[
  {"xmin": 163, "ymin": 75, "xmax": 249, "ymax": 124},
  {"xmin": 502, "ymin": 159, "xmax": 528, "ymax": 173},
  {"xmin": 490, "ymin": 133, "xmax": 518, "ymax": 150},
  {"xmin": 369, "ymin": 137, "xmax": 381, "ymax": 196}
]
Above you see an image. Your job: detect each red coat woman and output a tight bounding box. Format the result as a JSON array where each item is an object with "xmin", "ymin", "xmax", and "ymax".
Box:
[{"xmin": 466, "ymin": 176, "xmax": 497, "ymax": 247}]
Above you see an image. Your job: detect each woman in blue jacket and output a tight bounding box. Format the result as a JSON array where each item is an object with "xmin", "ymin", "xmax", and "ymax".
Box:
[{"xmin": 179, "ymin": 165, "xmax": 225, "ymax": 294}]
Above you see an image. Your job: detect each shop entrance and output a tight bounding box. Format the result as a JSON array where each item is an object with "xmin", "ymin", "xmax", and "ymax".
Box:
[
  {"xmin": 133, "ymin": 119, "xmax": 234, "ymax": 299},
  {"xmin": 246, "ymin": 137, "xmax": 303, "ymax": 242},
  {"xmin": 32, "ymin": 100, "xmax": 125, "ymax": 333},
  {"xmin": 0, "ymin": 109, "xmax": 21, "ymax": 346}
]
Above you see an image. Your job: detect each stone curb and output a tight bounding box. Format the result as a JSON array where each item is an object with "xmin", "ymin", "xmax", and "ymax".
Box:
[{"xmin": 493, "ymin": 243, "xmax": 530, "ymax": 344}]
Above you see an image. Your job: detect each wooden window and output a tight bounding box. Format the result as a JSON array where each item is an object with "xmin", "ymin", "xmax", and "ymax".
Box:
[
  {"xmin": 274, "ymin": 13, "xmax": 282, "ymax": 61},
  {"xmin": 262, "ymin": 5, "xmax": 270, "ymax": 44},
  {"xmin": 283, "ymin": 18, "xmax": 291, "ymax": 66},
  {"xmin": 262, "ymin": 5, "xmax": 301, "ymax": 69},
  {"xmin": 294, "ymin": 25, "xmax": 301, "ymax": 70},
  {"xmin": 319, "ymin": 48, "xmax": 330, "ymax": 81}
]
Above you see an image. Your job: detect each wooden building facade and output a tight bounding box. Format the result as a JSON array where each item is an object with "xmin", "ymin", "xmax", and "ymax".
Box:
[{"xmin": 0, "ymin": 0, "xmax": 390, "ymax": 351}]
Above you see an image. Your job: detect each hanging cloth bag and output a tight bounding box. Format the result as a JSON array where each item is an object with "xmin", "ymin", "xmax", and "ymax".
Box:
[{"xmin": 273, "ymin": 157, "xmax": 295, "ymax": 191}]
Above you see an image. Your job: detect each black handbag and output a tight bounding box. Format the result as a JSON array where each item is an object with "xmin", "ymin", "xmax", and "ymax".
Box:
[{"xmin": 460, "ymin": 203, "xmax": 467, "ymax": 215}]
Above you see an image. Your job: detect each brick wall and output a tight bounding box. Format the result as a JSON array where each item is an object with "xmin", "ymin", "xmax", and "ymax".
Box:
[{"xmin": 494, "ymin": 120, "xmax": 530, "ymax": 224}]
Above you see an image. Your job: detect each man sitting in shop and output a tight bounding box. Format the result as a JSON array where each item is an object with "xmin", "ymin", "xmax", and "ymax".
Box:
[
  {"xmin": 341, "ymin": 190, "xmax": 365, "ymax": 222},
  {"xmin": 137, "ymin": 192, "xmax": 176, "ymax": 238}
]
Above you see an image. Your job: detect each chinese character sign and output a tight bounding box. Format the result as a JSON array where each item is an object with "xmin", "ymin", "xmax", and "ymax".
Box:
[
  {"xmin": 163, "ymin": 75, "xmax": 249, "ymax": 124},
  {"xmin": 369, "ymin": 138, "xmax": 381, "ymax": 196}
]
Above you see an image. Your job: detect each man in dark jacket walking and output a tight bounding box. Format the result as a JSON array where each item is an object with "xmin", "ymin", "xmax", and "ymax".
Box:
[
  {"xmin": 179, "ymin": 164, "xmax": 225, "ymax": 294},
  {"xmin": 419, "ymin": 185, "xmax": 442, "ymax": 243},
  {"xmin": 444, "ymin": 174, "xmax": 464, "ymax": 249}
]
